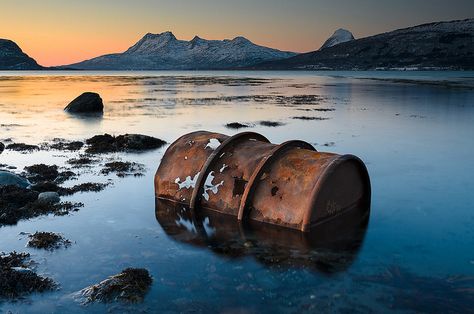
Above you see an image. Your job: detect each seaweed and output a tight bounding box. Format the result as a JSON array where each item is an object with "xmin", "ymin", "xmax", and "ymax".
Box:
[
  {"xmin": 27, "ymin": 231, "xmax": 71, "ymax": 250},
  {"xmin": 85, "ymin": 133, "xmax": 166, "ymax": 154},
  {"xmin": 5, "ymin": 143, "xmax": 40, "ymax": 153},
  {"xmin": 259, "ymin": 121, "xmax": 285, "ymax": 127},
  {"xmin": 225, "ymin": 122, "xmax": 252, "ymax": 129},
  {"xmin": 101, "ymin": 161, "xmax": 145, "ymax": 177},
  {"xmin": 0, "ymin": 184, "xmax": 84, "ymax": 225},
  {"xmin": 0, "ymin": 251, "xmax": 56, "ymax": 299}
]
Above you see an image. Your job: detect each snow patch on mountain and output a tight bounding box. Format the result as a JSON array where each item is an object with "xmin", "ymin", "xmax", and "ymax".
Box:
[{"xmin": 320, "ymin": 29, "xmax": 355, "ymax": 50}]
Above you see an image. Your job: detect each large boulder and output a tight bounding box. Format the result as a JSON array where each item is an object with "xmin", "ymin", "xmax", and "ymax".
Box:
[
  {"xmin": 64, "ymin": 92, "xmax": 103, "ymax": 114},
  {"xmin": 0, "ymin": 170, "xmax": 30, "ymax": 188}
]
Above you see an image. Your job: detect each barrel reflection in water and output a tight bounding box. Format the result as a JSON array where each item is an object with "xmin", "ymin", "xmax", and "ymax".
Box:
[{"xmin": 155, "ymin": 199, "xmax": 369, "ymax": 274}]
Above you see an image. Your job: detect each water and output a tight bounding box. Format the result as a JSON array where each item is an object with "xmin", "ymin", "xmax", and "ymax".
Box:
[{"xmin": 1, "ymin": 71, "xmax": 473, "ymax": 313}]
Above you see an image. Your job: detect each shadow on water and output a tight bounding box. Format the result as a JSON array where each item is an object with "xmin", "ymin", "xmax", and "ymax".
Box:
[{"xmin": 155, "ymin": 198, "xmax": 369, "ymax": 274}]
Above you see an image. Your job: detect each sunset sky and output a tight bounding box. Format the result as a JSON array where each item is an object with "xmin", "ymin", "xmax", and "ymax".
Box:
[{"xmin": 2, "ymin": 0, "xmax": 473, "ymax": 66}]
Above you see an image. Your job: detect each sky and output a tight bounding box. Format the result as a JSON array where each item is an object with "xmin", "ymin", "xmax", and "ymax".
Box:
[{"xmin": 1, "ymin": 0, "xmax": 473, "ymax": 66}]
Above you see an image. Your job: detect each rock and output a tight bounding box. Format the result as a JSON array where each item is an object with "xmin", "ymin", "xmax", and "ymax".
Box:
[
  {"xmin": 0, "ymin": 171, "xmax": 30, "ymax": 188},
  {"xmin": 37, "ymin": 192, "xmax": 60, "ymax": 204},
  {"xmin": 0, "ymin": 142, "xmax": 4, "ymax": 154},
  {"xmin": 64, "ymin": 92, "xmax": 104, "ymax": 114},
  {"xmin": 77, "ymin": 268, "xmax": 152, "ymax": 304}
]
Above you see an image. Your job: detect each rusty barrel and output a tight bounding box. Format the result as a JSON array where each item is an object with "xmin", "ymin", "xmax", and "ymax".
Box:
[{"xmin": 154, "ymin": 131, "xmax": 371, "ymax": 232}]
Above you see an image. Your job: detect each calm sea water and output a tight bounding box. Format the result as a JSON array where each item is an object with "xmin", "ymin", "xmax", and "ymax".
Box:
[{"xmin": 1, "ymin": 71, "xmax": 473, "ymax": 313}]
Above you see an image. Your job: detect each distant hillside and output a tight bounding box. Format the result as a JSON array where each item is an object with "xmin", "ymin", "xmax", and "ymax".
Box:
[
  {"xmin": 64, "ymin": 32, "xmax": 297, "ymax": 70},
  {"xmin": 251, "ymin": 19, "xmax": 474, "ymax": 70},
  {"xmin": 0, "ymin": 39, "xmax": 43, "ymax": 70}
]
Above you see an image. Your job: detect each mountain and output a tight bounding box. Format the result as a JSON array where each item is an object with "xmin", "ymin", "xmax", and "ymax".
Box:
[
  {"xmin": 320, "ymin": 29, "xmax": 354, "ymax": 50},
  {"xmin": 65, "ymin": 32, "xmax": 297, "ymax": 70},
  {"xmin": 0, "ymin": 39, "xmax": 43, "ymax": 70},
  {"xmin": 252, "ymin": 19, "xmax": 474, "ymax": 70}
]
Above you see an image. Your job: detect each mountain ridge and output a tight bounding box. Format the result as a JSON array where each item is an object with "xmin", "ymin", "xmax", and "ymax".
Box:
[
  {"xmin": 0, "ymin": 39, "xmax": 43, "ymax": 70},
  {"xmin": 251, "ymin": 18, "xmax": 474, "ymax": 70},
  {"xmin": 64, "ymin": 32, "xmax": 297, "ymax": 70}
]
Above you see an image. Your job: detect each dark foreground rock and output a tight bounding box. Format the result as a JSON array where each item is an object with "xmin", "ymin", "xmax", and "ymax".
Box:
[
  {"xmin": 27, "ymin": 231, "xmax": 71, "ymax": 250},
  {"xmin": 85, "ymin": 134, "xmax": 166, "ymax": 154},
  {"xmin": 78, "ymin": 268, "xmax": 152, "ymax": 304},
  {"xmin": 0, "ymin": 252, "xmax": 56, "ymax": 299},
  {"xmin": 0, "ymin": 170, "xmax": 30, "ymax": 188},
  {"xmin": 64, "ymin": 92, "xmax": 104, "ymax": 114}
]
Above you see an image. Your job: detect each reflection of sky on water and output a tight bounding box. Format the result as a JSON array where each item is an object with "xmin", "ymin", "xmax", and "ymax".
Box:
[{"xmin": 1, "ymin": 71, "xmax": 474, "ymax": 313}]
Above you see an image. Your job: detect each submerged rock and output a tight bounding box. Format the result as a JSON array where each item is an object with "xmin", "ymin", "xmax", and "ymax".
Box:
[
  {"xmin": 85, "ymin": 133, "xmax": 166, "ymax": 154},
  {"xmin": 78, "ymin": 268, "xmax": 152, "ymax": 304},
  {"xmin": 0, "ymin": 170, "xmax": 30, "ymax": 188},
  {"xmin": 64, "ymin": 92, "xmax": 104, "ymax": 114},
  {"xmin": 0, "ymin": 252, "xmax": 56, "ymax": 299},
  {"xmin": 37, "ymin": 192, "xmax": 60, "ymax": 204},
  {"xmin": 27, "ymin": 231, "xmax": 71, "ymax": 250}
]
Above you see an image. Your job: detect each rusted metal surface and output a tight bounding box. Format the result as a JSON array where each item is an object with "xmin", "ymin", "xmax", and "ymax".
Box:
[{"xmin": 155, "ymin": 131, "xmax": 371, "ymax": 232}]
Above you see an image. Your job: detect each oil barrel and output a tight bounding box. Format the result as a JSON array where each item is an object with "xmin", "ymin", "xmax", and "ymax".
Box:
[{"xmin": 155, "ymin": 131, "xmax": 371, "ymax": 232}]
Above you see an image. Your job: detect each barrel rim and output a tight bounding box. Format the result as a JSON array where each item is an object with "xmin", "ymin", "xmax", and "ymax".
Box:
[{"xmin": 301, "ymin": 154, "xmax": 371, "ymax": 232}]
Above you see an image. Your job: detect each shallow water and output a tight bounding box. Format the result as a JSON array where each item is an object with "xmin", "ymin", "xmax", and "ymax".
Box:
[{"xmin": 1, "ymin": 71, "xmax": 474, "ymax": 313}]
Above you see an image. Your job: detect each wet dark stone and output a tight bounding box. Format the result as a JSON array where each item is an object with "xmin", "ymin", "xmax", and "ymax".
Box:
[
  {"xmin": 0, "ymin": 142, "xmax": 4, "ymax": 154},
  {"xmin": 27, "ymin": 231, "xmax": 71, "ymax": 250},
  {"xmin": 85, "ymin": 133, "xmax": 166, "ymax": 154},
  {"xmin": 0, "ymin": 252, "xmax": 56, "ymax": 299},
  {"xmin": 64, "ymin": 92, "xmax": 104, "ymax": 114},
  {"xmin": 78, "ymin": 268, "xmax": 152, "ymax": 304}
]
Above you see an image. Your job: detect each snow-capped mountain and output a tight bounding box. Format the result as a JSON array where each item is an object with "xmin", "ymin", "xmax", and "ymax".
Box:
[
  {"xmin": 320, "ymin": 29, "xmax": 354, "ymax": 50},
  {"xmin": 65, "ymin": 32, "xmax": 297, "ymax": 70},
  {"xmin": 0, "ymin": 39, "xmax": 43, "ymax": 70},
  {"xmin": 253, "ymin": 18, "xmax": 474, "ymax": 70}
]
